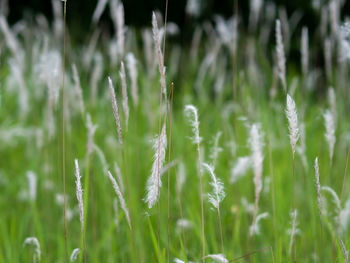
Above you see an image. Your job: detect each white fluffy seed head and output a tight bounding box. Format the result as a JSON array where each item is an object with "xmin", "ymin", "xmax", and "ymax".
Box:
[
  {"xmin": 107, "ymin": 170, "xmax": 131, "ymax": 229},
  {"xmin": 185, "ymin": 105, "xmax": 202, "ymax": 145},
  {"xmin": 86, "ymin": 113, "xmax": 97, "ymax": 156},
  {"xmin": 324, "ymin": 110, "xmax": 336, "ymax": 161},
  {"xmin": 74, "ymin": 159, "xmax": 84, "ymax": 233},
  {"xmin": 108, "ymin": 76, "xmax": 123, "ymax": 146},
  {"xmin": 288, "ymin": 209, "xmax": 299, "ymax": 255},
  {"xmin": 119, "ymin": 61, "xmax": 129, "ymax": 128},
  {"xmin": 23, "ymin": 237, "xmax": 41, "ymax": 262},
  {"xmin": 230, "ymin": 156, "xmax": 252, "ymax": 184},
  {"xmin": 301, "ymin": 27, "xmax": 309, "ymax": 76},
  {"xmin": 249, "ymin": 212, "xmax": 269, "ymax": 236},
  {"xmin": 249, "ymin": 124, "xmax": 264, "ymax": 206},
  {"xmin": 72, "ymin": 64, "xmax": 85, "ymax": 115},
  {"xmin": 26, "ymin": 171, "xmax": 37, "ymax": 202},
  {"xmin": 152, "ymin": 12, "xmax": 167, "ymax": 97},
  {"xmin": 70, "ymin": 248, "xmax": 80, "ymax": 262},
  {"xmin": 205, "ymin": 254, "xmax": 229, "ymax": 263},
  {"xmin": 286, "ymin": 94, "xmax": 299, "ymax": 157},
  {"xmin": 314, "ymin": 157, "xmax": 322, "ymax": 219},
  {"xmin": 145, "ymin": 124, "xmax": 167, "ymax": 208},
  {"xmin": 126, "ymin": 52, "xmax": 139, "ymax": 107},
  {"xmin": 275, "ymin": 19, "xmax": 286, "ymax": 93},
  {"xmin": 202, "ymin": 163, "xmax": 225, "ymax": 209}
]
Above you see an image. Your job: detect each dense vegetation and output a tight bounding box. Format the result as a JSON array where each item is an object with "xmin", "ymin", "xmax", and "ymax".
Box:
[{"xmin": 1, "ymin": 0, "xmax": 350, "ymax": 262}]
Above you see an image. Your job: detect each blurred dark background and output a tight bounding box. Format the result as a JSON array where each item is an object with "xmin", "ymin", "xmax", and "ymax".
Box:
[
  {"xmin": 3, "ymin": 0, "xmax": 350, "ymax": 45},
  {"xmin": 6, "ymin": 0, "xmax": 347, "ymax": 30}
]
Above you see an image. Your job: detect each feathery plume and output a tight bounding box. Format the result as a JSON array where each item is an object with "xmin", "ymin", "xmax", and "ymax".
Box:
[
  {"xmin": 93, "ymin": 144, "xmax": 109, "ymax": 172},
  {"xmin": 288, "ymin": 210, "xmax": 299, "ymax": 256},
  {"xmin": 314, "ymin": 157, "xmax": 322, "ymax": 219},
  {"xmin": 107, "ymin": 170, "xmax": 131, "ymax": 228},
  {"xmin": 92, "ymin": 0, "xmax": 108, "ymax": 24},
  {"xmin": 23, "ymin": 237, "xmax": 41, "ymax": 263},
  {"xmin": 119, "ymin": 61, "xmax": 129, "ymax": 128},
  {"xmin": 324, "ymin": 38, "xmax": 332, "ymax": 81},
  {"xmin": 90, "ymin": 53, "xmax": 103, "ymax": 104},
  {"xmin": 340, "ymin": 240, "xmax": 349, "ymax": 263},
  {"xmin": 275, "ymin": 19, "xmax": 287, "ymax": 93},
  {"xmin": 70, "ymin": 248, "xmax": 80, "ymax": 262},
  {"xmin": 113, "ymin": 198, "xmax": 120, "ymax": 229},
  {"xmin": 321, "ymin": 186, "xmax": 341, "ymax": 211},
  {"xmin": 249, "ymin": 124, "xmax": 264, "ymax": 212},
  {"xmin": 340, "ymin": 200, "xmax": 350, "ymax": 232},
  {"xmin": 176, "ymin": 162, "xmax": 186, "ymax": 193},
  {"xmin": 249, "ymin": 212, "xmax": 269, "ymax": 236},
  {"xmin": 324, "ymin": 110, "xmax": 336, "ymax": 161},
  {"xmin": 202, "ymin": 163, "xmax": 225, "ymax": 209},
  {"xmin": 126, "ymin": 53, "xmax": 139, "ymax": 107},
  {"xmin": 301, "ymin": 27, "xmax": 309, "ymax": 76},
  {"xmin": 74, "ymin": 159, "xmax": 84, "ymax": 235},
  {"xmin": 230, "ymin": 156, "xmax": 252, "ymax": 183},
  {"xmin": 86, "ymin": 114, "xmax": 97, "ymax": 157},
  {"xmin": 185, "ymin": 103, "xmax": 205, "ymax": 261},
  {"xmin": 108, "ymin": 76, "xmax": 123, "ymax": 146},
  {"xmin": 26, "ymin": 171, "xmax": 37, "ymax": 202},
  {"xmin": 114, "ymin": 162, "xmax": 125, "ymax": 194},
  {"xmin": 184, "ymin": 105, "xmax": 202, "ymax": 145},
  {"xmin": 205, "ymin": 254, "xmax": 228, "ymax": 263},
  {"xmin": 328, "ymin": 87, "xmax": 336, "ymax": 122},
  {"xmin": 72, "ymin": 64, "xmax": 85, "ymax": 116},
  {"xmin": 286, "ymin": 94, "xmax": 299, "ymax": 157},
  {"xmin": 152, "ymin": 12, "xmax": 167, "ymax": 97},
  {"xmin": 145, "ymin": 124, "xmax": 167, "ymax": 208},
  {"xmin": 117, "ymin": 3, "xmax": 125, "ymax": 57}
]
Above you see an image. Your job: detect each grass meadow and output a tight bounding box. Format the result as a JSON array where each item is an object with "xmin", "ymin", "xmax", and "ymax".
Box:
[{"xmin": 1, "ymin": 0, "xmax": 350, "ymax": 262}]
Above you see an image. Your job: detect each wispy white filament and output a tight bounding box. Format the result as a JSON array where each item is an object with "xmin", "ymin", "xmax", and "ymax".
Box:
[
  {"xmin": 74, "ymin": 159, "xmax": 84, "ymax": 234},
  {"xmin": 230, "ymin": 156, "xmax": 251, "ymax": 184},
  {"xmin": 114, "ymin": 162, "xmax": 124, "ymax": 194},
  {"xmin": 152, "ymin": 12, "xmax": 167, "ymax": 97},
  {"xmin": 301, "ymin": 27, "xmax": 309, "ymax": 76},
  {"xmin": 202, "ymin": 163, "xmax": 225, "ymax": 209},
  {"xmin": 26, "ymin": 171, "xmax": 37, "ymax": 202},
  {"xmin": 92, "ymin": 0, "xmax": 108, "ymax": 24},
  {"xmin": 249, "ymin": 212, "xmax": 269, "ymax": 236},
  {"xmin": 86, "ymin": 113, "xmax": 97, "ymax": 157},
  {"xmin": 120, "ymin": 61, "xmax": 129, "ymax": 128},
  {"xmin": 288, "ymin": 210, "xmax": 299, "ymax": 255},
  {"xmin": 249, "ymin": 124, "xmax": 264, "ymax": 211},
  {"xmin": 314, "ymin": 157, "xmax": 322, "ymax": 219},
  {"xmin": 286, "ymin": 94, "xmax": 299, "ymax": 157},
  {"xmin": 108, "ymin": 76, "xmax": 123, "ymax": 146},
  {"xmin": 145, "ymin": 124, "xmax": 167, "ymax": 208},
  {"xmin": 72, "ymin": 64, "xmax": 85, "ymax": 115},
  {"xmin": 107, "ymin": 170, "xmax": 131, "ymax": 228},
  {"xmin": 275, "ymin": 19, "xmax": 287, "ymax": 93},
  {"xmin": 321, "ymin": 186, "xmax": 341, "ymax": 212},
  {"xmin": 116, "ymin": 2, "xmax": 125, "ymax": 57},
  {"xmin": 205, "ymin": 254, "xmax": 228, "ymax": 263},
  {"xmin": 328, "ymin": 87, "xmax": 336, "ymax": 122},
  {"xmin": 70, "ymin": 248, "xmax": 80, "ymax": 262},
  {"xmin": 23, "ymin": 237, "xmax": 41, "ymax": 262},
  {"xmin": 126, "ymin": 53, "xmax": 139, "ymax": 107},
  {"xmin": 324, "ymin": 110, "xmax": 336, "ymax": 161},
  {"xmin": 184, "ymin": 105, "xmax": 202, "ymax": 145},
  {"xmin": 210, "ymin": 131, "xmax": 223, "ymax": 167}
]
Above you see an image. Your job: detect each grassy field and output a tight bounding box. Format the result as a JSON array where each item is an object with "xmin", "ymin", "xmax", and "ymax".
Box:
[{"xmin": 1, "ymin": 0, "xmax": 350, "ymax": 262}]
